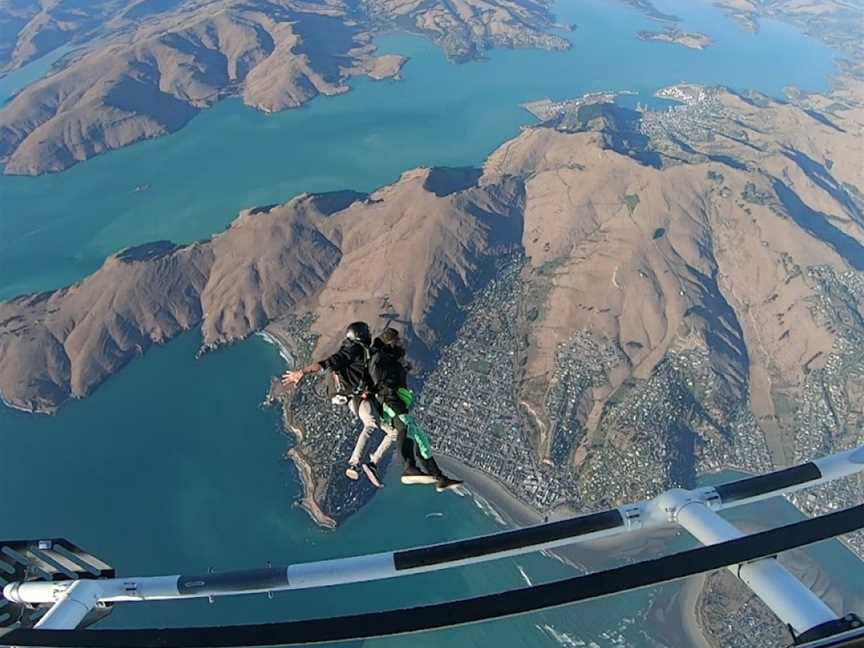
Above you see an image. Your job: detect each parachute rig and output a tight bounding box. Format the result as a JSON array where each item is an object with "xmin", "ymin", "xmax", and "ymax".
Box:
[{"xmin": 2, "ymin": 445, "xmax": 864, "ymax": 648}]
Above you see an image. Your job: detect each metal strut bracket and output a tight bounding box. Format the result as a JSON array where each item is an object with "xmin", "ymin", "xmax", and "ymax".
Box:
[{"xmin": 0, "ymin": 539, "xmax": 114, "ymax": 633}]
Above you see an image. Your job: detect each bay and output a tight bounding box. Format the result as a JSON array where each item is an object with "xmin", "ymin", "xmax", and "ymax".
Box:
[
  {"xmin": 0, "ymin": 46, "xmax": 72, "ymax": 107},
  {"xmin": 0, "ymin": 331, "xmax": 655, "ymax": 645},
  {"xmin": 0, "ymin": 1, "xmax": 852, "ymax": 644}
]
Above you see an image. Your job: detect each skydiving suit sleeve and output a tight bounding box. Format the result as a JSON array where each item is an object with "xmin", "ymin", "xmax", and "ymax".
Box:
[
  {"xmin": 319, "ymin": 345, "xmax": 354, "ymax": 371},
  {"xmin": 319, "ymin": 341, "xmax": 371, "ymax": 397}
]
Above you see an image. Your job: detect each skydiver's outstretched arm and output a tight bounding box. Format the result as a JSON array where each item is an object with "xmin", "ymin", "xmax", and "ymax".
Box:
[
  {"xmin": 282, "ymin": 341, "xmax": 361, "ymax": 387},
  {"xmin": 281, "ymin": 362, "xmax": 323, "ymax": 386}
]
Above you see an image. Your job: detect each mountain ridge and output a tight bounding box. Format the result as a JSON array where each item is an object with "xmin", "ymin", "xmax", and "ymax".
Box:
[{"xmin": 0, "ymin": 0, "xmax": 567, "ymax": 175}]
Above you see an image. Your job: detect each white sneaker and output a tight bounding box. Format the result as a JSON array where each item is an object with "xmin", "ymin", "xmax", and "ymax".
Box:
[
  {"xmin": 401, "ymin": 466, "xmax": 438, "ymax": 484},
  {"xmin": 346, "ymin": 465, "xmax": 360, "ymax": 480},
  {"xmin": 362, "ymin": 462, "xmax": 383, "ymax": 488}
]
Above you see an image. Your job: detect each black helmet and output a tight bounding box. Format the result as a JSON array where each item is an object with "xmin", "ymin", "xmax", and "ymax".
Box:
[{"xmin": 345, "ymin": 321, "xmax": 371, "ymax": 345}]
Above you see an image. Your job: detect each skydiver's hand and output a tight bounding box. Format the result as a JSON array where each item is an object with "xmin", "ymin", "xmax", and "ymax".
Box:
[{"xmin": 281, "ymin": 370, "xmax": 305, "ymax": 387}]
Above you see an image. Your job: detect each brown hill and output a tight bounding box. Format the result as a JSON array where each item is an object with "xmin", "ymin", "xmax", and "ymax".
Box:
[
  {"xmin": 0, "ymin": 0, "xmax": 126, "ymax": 72},
  {"xmin": 478, "ymin": 80, "xmax": 864, "ymax": 506},
  {"xmin": 0, "ymin": 168, "xmax": 523, "ymax": 412},
  {"xmin": 0, "ymin": 2, "xmax": 403, "ymax": 175},
  {"xmin": 364, "ymin": 0, "xmax": 568, "ymax": 62},
  {"xmin": 0, "ymin": 0, "xmax": 566, "ymax": 175}
]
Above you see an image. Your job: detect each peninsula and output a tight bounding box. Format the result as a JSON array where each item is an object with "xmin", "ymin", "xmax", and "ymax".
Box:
[{"xmin": 0, "ymin": 0, "xmax": 568, "ymax": 175}]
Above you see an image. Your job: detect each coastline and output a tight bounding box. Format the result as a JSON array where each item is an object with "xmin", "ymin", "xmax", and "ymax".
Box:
[
  {"xmin": 257, "ymin": 329, "xmax": 295, "ymax": 366},
  {"xmin": 0, "ymin": 392, "xmax": 58, "ymax": 416},
  {"xmin": 437, "ymin": 452, "xmax": 709, "ymax": 646},
  {"xmin": 436, "ymin": 453, "xmax": 547, "ymax": 527},
  {"xmin": 0, "ymin": 394, "xmax": 36, "ymax": 415},
  {"xmin": 286, "ymin": 446, "xmax": 337, "ymax": 529},
  {"xmin": 646, "ymin": 573, "xmax": 711, "ymax": 648},
  {"xmin": 682, "ymin": 575, "xmax": 711, "ymax": 648},
  {"xmin": 259, "ymin": 328, "xmax": 341, "ymax": 530}
]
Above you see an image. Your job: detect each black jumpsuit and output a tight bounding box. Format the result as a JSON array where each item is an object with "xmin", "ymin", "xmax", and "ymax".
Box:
[{"xmin": 368, "ymin": 339, "xmax": 444, "ymax": 480}]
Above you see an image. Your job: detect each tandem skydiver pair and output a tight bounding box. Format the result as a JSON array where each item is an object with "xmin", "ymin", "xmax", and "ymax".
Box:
[{"xmin": 281, "ymin": 322, "xmax": 463, "ymax": 493}]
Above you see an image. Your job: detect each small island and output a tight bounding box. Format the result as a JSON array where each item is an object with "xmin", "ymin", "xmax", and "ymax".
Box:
[{"xmin": 638, "ymin": 27, "xmax": 713, "ymax": 50}]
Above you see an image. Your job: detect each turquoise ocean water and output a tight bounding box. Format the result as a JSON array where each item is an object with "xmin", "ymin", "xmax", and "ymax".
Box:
[
  {"xmin": 0, "ymin": 1, "xmax": 858, "ymax": 645},
  {"xmin": 0, "ymin": 46, "xmax": 71, "ymax": 108}
]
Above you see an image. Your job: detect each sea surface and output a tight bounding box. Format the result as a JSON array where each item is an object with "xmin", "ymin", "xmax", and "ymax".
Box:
[
  {"xmin": 0, "ymin": 1, "xmax": 856, "ymax": 645},
  {"xmin": 0, "ymin": 45, "xmax": 72, "ymax": 108}
]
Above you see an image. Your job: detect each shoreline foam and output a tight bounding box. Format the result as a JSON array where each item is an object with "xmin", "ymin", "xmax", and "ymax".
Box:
[{"xmin": 257, "ymin": 330, "xmax": 294, "ymax": 366}]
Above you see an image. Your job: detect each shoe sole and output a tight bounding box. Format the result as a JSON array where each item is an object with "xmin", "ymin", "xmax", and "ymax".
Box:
[
  {"xmin": 362, "ymin": 465, "xmax": 383, "ymax": 488},
  {"xmin": 436, "ymin": 483, "xmax": 464, "ymax": 493},
  {"xmin": 346, "ymin": 467, "xmax": 360, "ymax": 480},
  {"xmin": 401, "ymin": 475, "xmax": 438, "ymax": 485}
]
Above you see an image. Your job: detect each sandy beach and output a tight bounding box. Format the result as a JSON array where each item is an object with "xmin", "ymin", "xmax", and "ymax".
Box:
[
  {"xmin": 436, "ymin": 453, "xmax": 547, "ymax": 528},
  {"xmin": 680, "ymin": 575, "xmax": 711, "ymax": 648},
  {"xmin": 645, "ymin": 573, "xmax": 711, "ymax": 648},
  {"xmin": 258, "ymin": 328, "xmax": 295, "ymax": 366}
]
